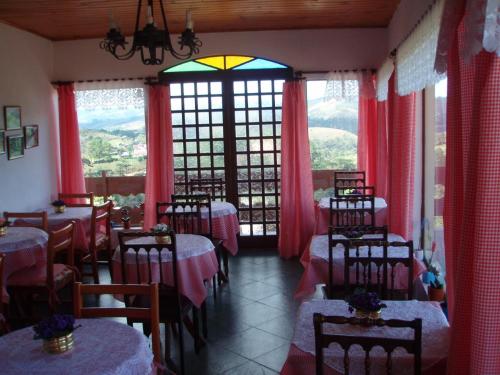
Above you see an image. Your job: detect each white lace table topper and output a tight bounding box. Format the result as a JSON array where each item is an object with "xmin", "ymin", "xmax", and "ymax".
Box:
[
  {"xmin": 165, "ymin": 201, "xmax": 237, "ymax": 219},
  {"xmin": 293, "ymin": 300, "xmax": 449, "ymax": 375},
  {"xmin": 114, "ymin": 233, "xmax": 215, "ymax": 263},
  {"xmin": 0, "ymin": 319, "xmax": 154, "ymax": 375},
  {"xmin": 318, "ymin": 197, "xmax": 387, "ymax": 211},
  {"xmin": 44, "ymin": 207, "xmax": 93, "ymax": 223},
  {"xmin": 0, "ymin": 227, "xmax": 48, "ymax": 253}
]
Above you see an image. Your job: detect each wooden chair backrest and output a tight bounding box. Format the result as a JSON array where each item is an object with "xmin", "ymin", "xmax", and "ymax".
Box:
[
  {"xmin": 4, "ymin": 211, "xmax": 48, "ymax": 231},
  {"xmin": 73, "ymin": 282, "xmax": 161, "ymax": 367},
  {"xmin": 46, "ymin": 221, "xmax": 76, "ymax": 289},
  {"xmin": 90, "ymin": 200, "xmax": 112, "ymax": 247},
  {"xmin": 171, "ymin": 193, "xmax": 213, "ymax": 239},
  {"xmin": 329, "ymin": 195, "xmax": 376, "ymax": 228},
  {"xmin": 334, "ymin": 171, "xmax": 366, "ymax": 190},
  {"xmin": 189, "ymin": 178, "xmax": 224, "ymax": 201},
  {"xmin": 335, "ymin": 185, "xmax": 375, "ymax": 197},
  {"xmin": 156, "ymin": 201, "xmax": 204, "ymax": 236},
  {"xmin": 313, "ymin": 313, "xmax": 422, "ymax": 375},
  {"xmin": 58, "ymin": 192, "xmax": 94, "ymax": 207}
]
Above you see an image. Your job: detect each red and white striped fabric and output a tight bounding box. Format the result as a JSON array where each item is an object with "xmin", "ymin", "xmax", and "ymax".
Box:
[
  {"xmin": 211, "ymin": 213, "xmax": 240, "ymax": 256},
  {"xmin": 443, "ymin": 8, "xmax": 500, "ymax": 374}
]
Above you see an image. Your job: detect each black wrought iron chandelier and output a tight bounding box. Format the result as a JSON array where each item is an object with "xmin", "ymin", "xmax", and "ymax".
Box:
[{"xmin": 100, "ymin": 0, "xmax": 202, "ymax": 65}]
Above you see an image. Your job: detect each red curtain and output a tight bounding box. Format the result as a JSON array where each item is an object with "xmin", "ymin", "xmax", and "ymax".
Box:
[
  {"xmin": 386, "ymin": 75, "xmax": 416, "ymax": 240},
  {"xmin": 444, "ymin": 17, "xmax": 500, "ymax": 375},
  {"xmin": 357, "ymin": 74, "xmax": 378, "ymax": 187},
  {"xmin": 57, "ymin": 83, "xmax": 86, "ymax": 196},
  {"xmin": 143, "ymin": 85, "xmax": 174, "ymax": 230},
  {"xmin": 375, "ymin": 100, "xmax": 389, "ymax": 200},
  {"xmin": 278, "ymin": 81, "xmax": 315, "ymax": 258}
]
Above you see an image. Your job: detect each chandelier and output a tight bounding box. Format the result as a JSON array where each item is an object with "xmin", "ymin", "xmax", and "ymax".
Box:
[{"xmin": 100, "ymin": 0, "xmax": 202, "ymax": 65}]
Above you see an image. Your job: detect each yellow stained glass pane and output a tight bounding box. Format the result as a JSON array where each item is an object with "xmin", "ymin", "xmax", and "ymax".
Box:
[
  {"xmin": 226, "ymin": 56, "xmax": 254, "ymax": 69},
  {"xmin": 196, "ymin": 56, "xmax": 225, "ymax": 70}
]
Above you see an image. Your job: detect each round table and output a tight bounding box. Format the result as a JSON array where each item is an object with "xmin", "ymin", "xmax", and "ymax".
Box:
[
  {"xmin": 112, "ymin": 234, "xmax": 218, "ymax": 307},
  {"xmin": 0, "ymin": 227, "xmax": 48, "ymax": 303},
  {"xmin": 0, "ymin": 318, "xmax": 154, "ymax": 375},
  {"xmin": 315, "ymin": 196, "xmax": 388, "ymax": 234}
]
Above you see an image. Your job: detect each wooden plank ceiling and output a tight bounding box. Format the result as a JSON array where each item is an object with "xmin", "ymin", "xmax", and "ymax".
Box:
[{"xmin": 0, "ymin": 0, "xmax": 401, "ymax": 41}]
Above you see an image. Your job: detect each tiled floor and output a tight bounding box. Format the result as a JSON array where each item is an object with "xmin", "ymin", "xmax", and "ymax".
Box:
[{"xmin": 93, "ymin": 248, "xmax": 307, "ymax": 374}]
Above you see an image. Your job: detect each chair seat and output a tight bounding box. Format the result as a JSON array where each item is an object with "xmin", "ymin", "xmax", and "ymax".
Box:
[{"xmin": 7, "ymin": 264, "xmax": 74, "ymax": 290}]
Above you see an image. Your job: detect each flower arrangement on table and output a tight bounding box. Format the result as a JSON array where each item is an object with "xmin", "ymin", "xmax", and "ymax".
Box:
[
  {"xmin": 151, "ymin": 223, "xmax": 171, "ymax": 244},
  {"xmin": 33, "ymin": 314, "xmax": 79, "ymax": 354},
  {"xmin": 51, "ymin": 199, "xmax": 66, "ymax": 213},
  {"xmin": 0, "ymin": 218, "xmax": 10, "ymax": 236},
  {"xmin": 346, "ymin": 289, "xmax": 387, "ymax": 319},
  {"xmin": 422, "ymin": 241, "xmax": 445, "ymax": 301}
]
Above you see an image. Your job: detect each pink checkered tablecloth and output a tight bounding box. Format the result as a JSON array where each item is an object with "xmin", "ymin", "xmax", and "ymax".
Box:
[
  {"xmin": 315, "ymin": 197, "xmax": 388, "ymax": 234},
  {"xmin": 15, "ymin": 207, "xmax": 92, "ymax": 251},
  {"xmin": 112, "ymin": 234, "xmax": 218, "ymax": 307},
  {"xmin": 0, "ymin": 318, "xmax": 154, "ymax": 375},
  {"xmin": 0, "ymin": 227, "xmax": 48, "ymax": 303},
  {"xmin": 294, "ymin": 234, "xmax": 426, "ymax": 299},
  {"xmin": 281, "ymin": 300, "xmax": 449, "ymax": 375}
]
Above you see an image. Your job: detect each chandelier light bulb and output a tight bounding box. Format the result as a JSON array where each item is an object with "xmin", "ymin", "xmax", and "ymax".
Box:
[{"xmin": 186, "ymin": 10, "xmax": 193, "ymax": 30}]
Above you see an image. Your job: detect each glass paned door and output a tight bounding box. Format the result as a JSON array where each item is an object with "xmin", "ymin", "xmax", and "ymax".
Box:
[
  {"xmin": 171, "ymin": 81, "xmax": 226, "ymax": 198},
  {"xmin": 233, "ymin": 79, "xmax": 284, "ymax": 239}
]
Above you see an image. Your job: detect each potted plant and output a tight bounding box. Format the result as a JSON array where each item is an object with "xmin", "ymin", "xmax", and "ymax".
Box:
[
  {"xmin": 422, "ymin": 242, "xmax": 446, "ymax": 301},
  {"xmin": 346, "ymin": 289, "xmax": 387, "ymax": 319},
  {"xmin": 429, "ymin": 276, "xmax": 445, "ymax": 301},
  {"xmin": 51, "ymin": 199, "xmax": 66, "ymax": 214},
  {"xmin": 151, "ymin": 223, "xmax": 171, "ymax": 244},
  {"xmin": 33, "ymin": 314, "xmax": 79, "ymax": 354},
  {"xmin": 0, "ymin": 218, "xmax": 10, "ymax": 236},
  {"xmin": 422, "ymin": 241, "xmax": 438, "ymax": 284}
]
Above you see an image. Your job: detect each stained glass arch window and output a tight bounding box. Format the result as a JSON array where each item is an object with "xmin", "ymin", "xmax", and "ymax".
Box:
[{"xmin": 161, "ymin": 55, "xmax": 290, "ymax": 74}]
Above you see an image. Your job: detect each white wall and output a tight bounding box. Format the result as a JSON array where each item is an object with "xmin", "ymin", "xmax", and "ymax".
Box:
[
  {"xmin": 0, "ymin": 23, "xmax": 58, "ymax": 212},
  {"xmin": 53, "ymin": 28, "xmax": 388, "ymax": 81}
]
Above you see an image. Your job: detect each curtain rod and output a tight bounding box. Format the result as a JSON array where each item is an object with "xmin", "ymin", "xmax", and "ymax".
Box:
[
  {"xmin": 51, "ymin": 76, "xmax": 157, "ymax": 85},
  {"xmin": 296, "ymin": 69, "xmax": 376, "ymax": 76},
  {"xmin": 390, "ymin": 0, "xmax": 438, "ymax": 57}
]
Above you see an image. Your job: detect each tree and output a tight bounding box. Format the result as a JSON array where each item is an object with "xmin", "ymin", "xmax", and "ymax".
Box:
[{"xmin": 86, "ymin": 138, "xmax": 113, "ymax": 163}]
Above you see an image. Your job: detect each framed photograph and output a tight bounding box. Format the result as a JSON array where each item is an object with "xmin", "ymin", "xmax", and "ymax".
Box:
[
  {"xmin": 7, "ymin": 135, "xmax": 24, "ymax": 160},
  {"xmin": 0, "ymin": 131, "xmax": 5, "ymax": 154},
  {"xmin": 24, "ymin": 125, "xmax": 39, "ymax": 149},
  {"xmin": 4, "ymin": 106, "xmax": 21, "ymax": 130}
]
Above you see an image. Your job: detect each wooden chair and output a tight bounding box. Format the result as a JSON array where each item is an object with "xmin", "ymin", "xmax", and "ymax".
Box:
[
  {"xmin": 58, "ymin": 192, "xmax": 94, "ymax": 207},
  {"xmin": 334, "ymin": 171, "xmax": 366, "ymax": 189},
  {"xmin": 188, "ymin": 178, "xmax": 224, "ymax": 201},
  {"xmin": 313, "ymin": 313, "xmax": 422, "ymax": 375},
  {"xmin": 4, "ymin": 211, "xmax": 48, "ymax": 231},
  {"xmin": 330, "ymin": 237, "xmax": 414, "ymax": 300},
  {"xmin": 8, "ymin": 222, "xmax": 78, "ymax": 319},
  {"xmin": 118, "ymin": 230, "xmax": 199, "ymax": 375},
  {"xmin": 0, "ymin": 253, "xmax": 9, "ymax": 335},
  {"xmin": 329, "ymin": 195, "xmax": 376, "ymax": 229},
  {"xmin": 81, "ymin": 200, "xmax": 112, "ymax": 284},
  {"xmin": 73, "ymin": 282, "xmax": 164, "ymax": 374}
]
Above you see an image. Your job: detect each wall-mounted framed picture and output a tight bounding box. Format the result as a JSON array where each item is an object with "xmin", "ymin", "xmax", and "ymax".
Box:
[
  {"xmin": 0, "ymin": 131, "xmax": 5, "ymax": 154},
  {"xmin": 4, "ymin": 106, "xmax": 22, "ymax": 130},
  {"xmin": 24, "ymin": 125, "xmax": 39, "ymax": 149},
  {"xmin": 7, "ymin": 134, "xmax": 24, "ymax": 160}
]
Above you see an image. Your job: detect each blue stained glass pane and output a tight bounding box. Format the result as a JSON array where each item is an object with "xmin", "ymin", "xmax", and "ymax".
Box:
[
  {"xmin": 233, "ymin": 58, "xmax": 287, "ymax": 70},
  {"xmin": 164, "ymin": 61, "xmax": 218, "ymax": 73}
]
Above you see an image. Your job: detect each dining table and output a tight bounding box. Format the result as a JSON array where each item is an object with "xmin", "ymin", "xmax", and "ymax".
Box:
[
  {"xmin": 294, "ymin": 234, "xmax": 426, "ymax": 299},
  {"xmin": 112, "ymin": 234, "xmax": 218, "ymax": 307},
  {"xmin": 0, "ymin": 318, "xmax": 155, "ymax": 375},
  {"xmin": 15, "ymin": 207, "xmax": 93, "ymax": 251},
  {"xmin": 0, "ymin": 227, "xmax": 48, "ymax": 303},
  {"xmin": 281, "ymin": 299, "xmax": 449, "ymax": 375},
  {"xmin": 315, "ymin": 196, "xmax": 388, "ymax": 234}
]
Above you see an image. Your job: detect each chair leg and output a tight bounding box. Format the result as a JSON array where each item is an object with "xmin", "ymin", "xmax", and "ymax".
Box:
[
  {"xmin": 212, "ymin": 276, "xmax": 217, "ymax": 301},
  {"xmin": 215, "ymin": 247, "xmax": 222, "ymax": 286},
  {"xmin": 222, "ymin": 250, "xmax": 229, "ymax": 279},
  {"xmin": 192, "ymin": 308, "xmax": 200, "ymax": 354},
  {"xmin": 177, "ymin": 321, "xmax": 185, "ymax": 375},
  {"xmin": 201, "ymin": 301, "xmax": 208, "ymax": 339},
  {"xmin": 91, "ymin": 250, "xmax": 100, "ymax": 284}
]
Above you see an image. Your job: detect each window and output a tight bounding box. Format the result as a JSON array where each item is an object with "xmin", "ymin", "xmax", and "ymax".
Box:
[
  {"xmin": 306, "ymin": 79, "xmax": 359, "ymax": 199},
  {"xmin": 76, "ymin": 87, "xmax": 146, "ymax": 177}
]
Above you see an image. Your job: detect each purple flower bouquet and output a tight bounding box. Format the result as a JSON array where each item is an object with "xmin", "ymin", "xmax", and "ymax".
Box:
[
  {"xmin": 346, "ymin": 290, "xmax": 387, "ymax": 318},
  {"xmin": 33, "ymin": 314, "xmax": 77, "ymax": 340}
]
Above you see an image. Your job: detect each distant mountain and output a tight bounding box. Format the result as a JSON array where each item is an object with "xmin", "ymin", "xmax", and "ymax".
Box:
[{"xmin": 78, "ymin": 108, "xmax": 145, "ymax": 131}]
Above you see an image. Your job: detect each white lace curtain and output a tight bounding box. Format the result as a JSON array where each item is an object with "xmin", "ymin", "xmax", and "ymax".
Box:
[
  {"xmin": 75, "ymin": 80, "xmax": 145, "ymax": 111},
  {"xmin": 397, "ymin": 0, "xmax": 446, "ymax": 96},
  {"xmin": 324, "ymin": 71, "xmax": 375, "ymax": 101},
  {"xmin": 435, "ymin": 0, "xmax": 500, "ymax": 73},
  {"xmin": 376, "ymin": 59, "xmax": 394, "ymax": 101}
]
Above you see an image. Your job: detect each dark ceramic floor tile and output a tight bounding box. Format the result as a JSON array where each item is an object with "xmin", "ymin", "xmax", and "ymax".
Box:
[
  {"xmin": 230, "ymin": 282, "xmax": 283, "ymax": 301},
  {"xmin": 254, "ymin": 344, "xmax": 291, "ymax": 372},
  {"xmin": 222, "ymin": 360, "xmax": 279, "ymax": 374},
  {"xmin": 232, "ymin": 301, "xmax": 285, "ymax": 327},
  {"xmin": 254, "ymin": 315, "xmax": 295, "ymax": 340},
  {"xmin": 219, "ymin": 327, "xmax": 288, "ymax": 360},
  {"xmin": 258, "ymin": 292, "xmax": 301, "ymax": 312}
]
